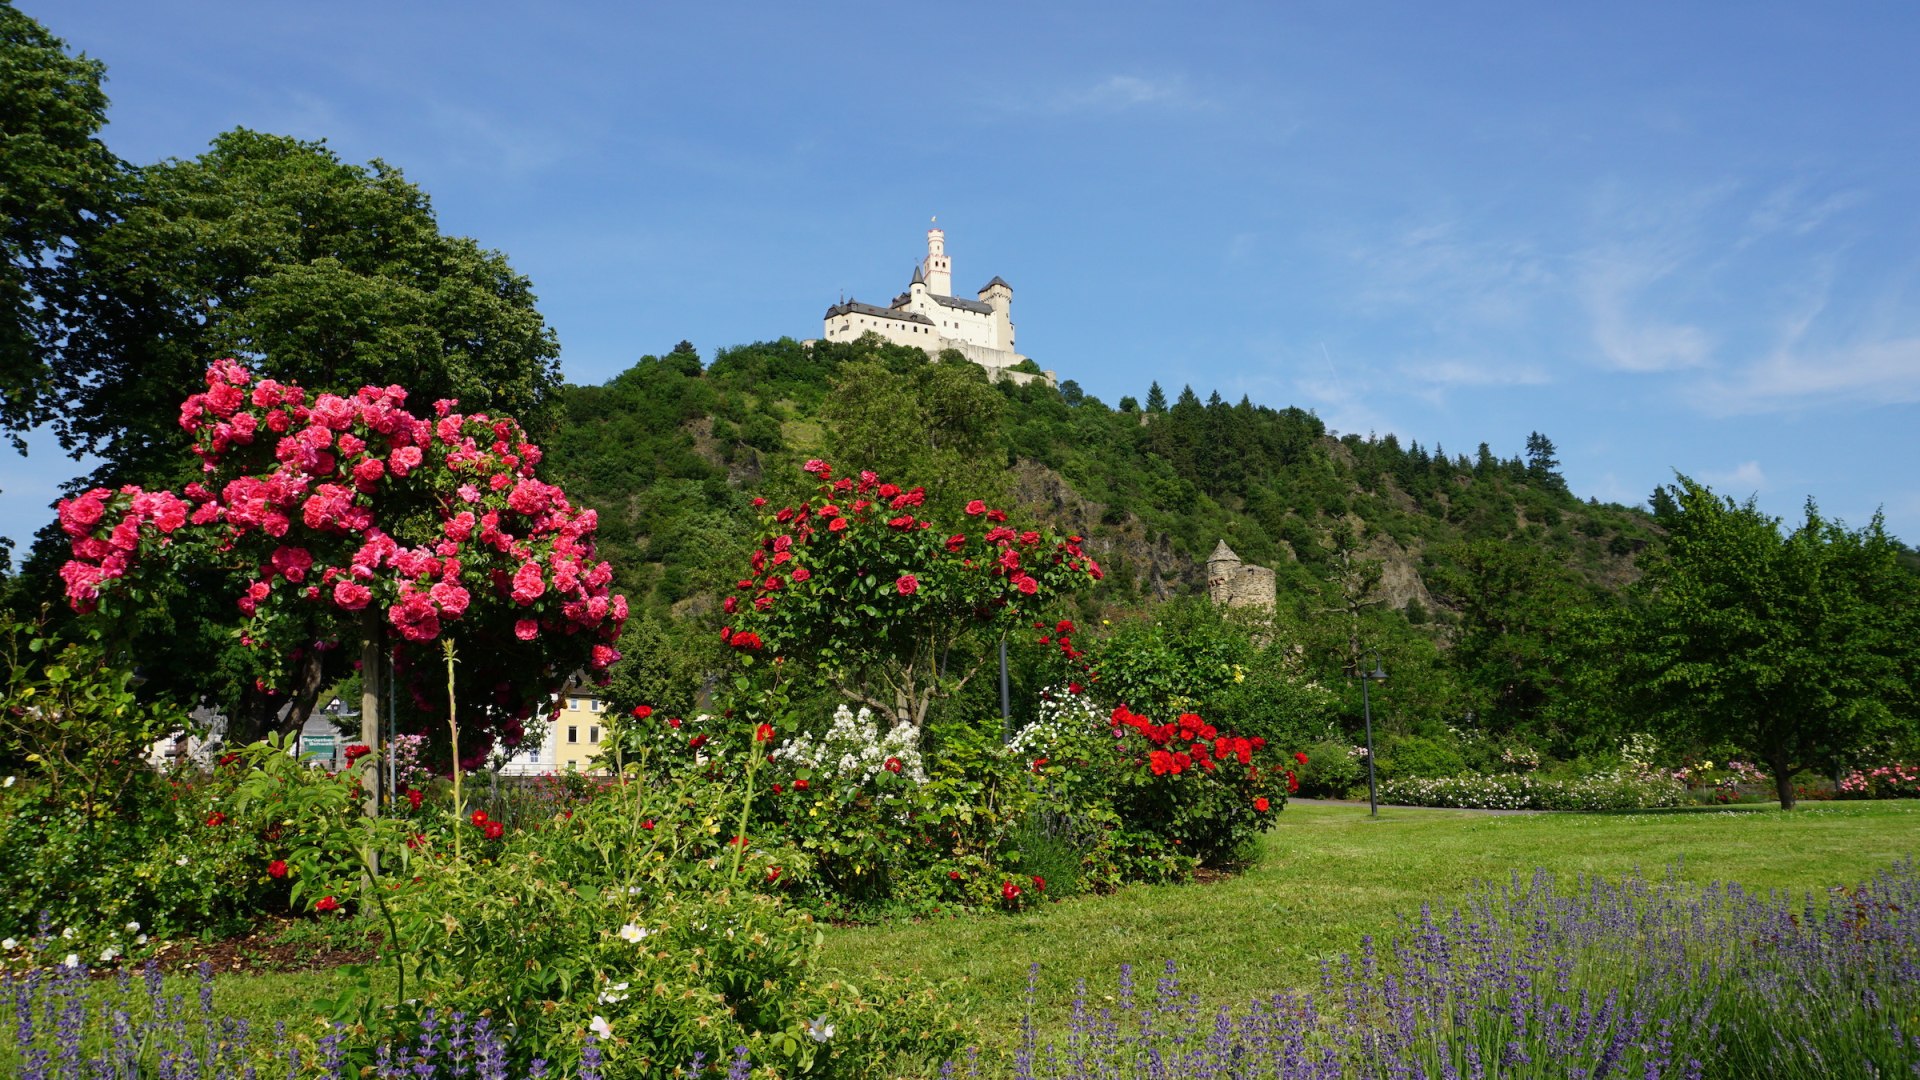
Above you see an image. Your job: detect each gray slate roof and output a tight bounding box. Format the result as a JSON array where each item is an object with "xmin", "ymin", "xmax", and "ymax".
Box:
[
  {"xmin": 980, "ymin": 276, "xmax": 1012, "ymax": 291},
  {"xmin": 931, "ymin": 293, "xmax": 995, "ymax": 315},
  {"xmin": 824, "ymin": 300, "xmax": 934, "ymax": 326}
]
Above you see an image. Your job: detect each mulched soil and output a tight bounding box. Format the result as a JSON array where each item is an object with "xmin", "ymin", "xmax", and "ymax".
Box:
[{"xmin": 142, "ymin": 918, "xmax": 380, "ymax": 975}]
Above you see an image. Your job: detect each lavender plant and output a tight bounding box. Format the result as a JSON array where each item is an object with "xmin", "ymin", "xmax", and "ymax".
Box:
[
  {"xmin": 0, "ymin": 952, "xmax": 637, "ymax": 1078},
  {"xmin": 991, "ymin": 860, "xmax": 1920, "ymax": 1078}
]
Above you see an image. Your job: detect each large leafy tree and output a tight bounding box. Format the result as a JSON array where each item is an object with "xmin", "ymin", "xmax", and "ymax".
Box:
[
  {"xmin": 1428, "ymin": 538, "xmax": 1589, "ymax": 743},
  {"xmin": 44, "ymin": 128, "xmax": 561, "ymax": 495},
  {"xmin": 0, "ymin": 2, "xmax": 117, "ymax": 447},
  {"xmin": 820, "ymin": 351, "xmax": 1007, "ymax": 517},
  {"xmin": 1625, "ymin": 476, "xmax": 1920, "ymax": 808}
]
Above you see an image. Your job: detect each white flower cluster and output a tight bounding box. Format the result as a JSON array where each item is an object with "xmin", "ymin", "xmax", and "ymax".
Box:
[
  {"xmin": 1379, "ymin": 772, "xmax": 1687, "ymax": 812},
  {"xmin": 1618, "ymin": 733, "xmax": 1661, "ymax": 771},
  {"xmin": 1500, "ymin": 745, "xmax": 1542, "ymax": 770},
  {"xmin": 772, "ymin": 705, "xmax": 927, "ymax": 784},
  {"xmin": 1006, "ymin": 685, "xmax": 1107, "ymax": 758}
]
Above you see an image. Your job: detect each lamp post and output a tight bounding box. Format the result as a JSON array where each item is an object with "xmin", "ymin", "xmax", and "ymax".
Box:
[{"xmin": 1356, "ymin": 653, "xmax": 1387, "ymax": 817}]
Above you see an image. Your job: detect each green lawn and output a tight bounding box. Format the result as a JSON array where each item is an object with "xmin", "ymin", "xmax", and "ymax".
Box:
[
  {"xmin": 199, "ymin": 800, "xmax": 1918, "ymax": 1057},
  {"xmin": 814, "ymin": 800, "xmax": 1920, "ymax": 1049}
]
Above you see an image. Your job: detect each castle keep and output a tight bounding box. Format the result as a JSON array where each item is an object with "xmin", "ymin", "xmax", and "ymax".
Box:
[
  {"xmin": 821, "ymin": 225, "xmax": 1053, "ymax": 386},
  {"xmin": 1207, "ymin": 541, "xmax": 1276, "ymax": 610}
]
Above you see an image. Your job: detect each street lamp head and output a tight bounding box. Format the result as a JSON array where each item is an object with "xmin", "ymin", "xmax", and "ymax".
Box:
[{"xmin": 1369, "ymin": 662, "xmax": 1387, "ymax": 681}]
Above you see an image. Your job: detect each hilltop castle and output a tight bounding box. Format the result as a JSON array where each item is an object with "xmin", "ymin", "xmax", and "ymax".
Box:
[{"xmin": 821, "ymin": 225, "xmax": 1054, "ymax": 386}]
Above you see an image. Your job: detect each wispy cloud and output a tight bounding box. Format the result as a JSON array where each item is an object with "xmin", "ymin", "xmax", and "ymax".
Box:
[
  {"xmin": 1699, "ymin": 460, "xmax": 1769, "ymax": 494},
  {"xmin": 420, "ymin": 100, "xmax": 575, "ymax": 177},
  {"xmin": 1049, "ymin": 74, "xmax": 1207, "ymax": 113},
  {"xmin": 1744, "ymin": 181, "xmax": 1867, "ymax": 241},
  {"xmin": 1345, "ymin": 220, "xmax": 1554, "ymax": 330},
  {"xmin": 1578, "ymin": 247, "xmax": 1715, "ymax": 373},
  {"xmin": 1399, "ymin": 358, "xmax": 1550, "ymax": 389},
  {"xmin": 1700, "ymin": 335, "xmax": 1920, "ymax": 415}
]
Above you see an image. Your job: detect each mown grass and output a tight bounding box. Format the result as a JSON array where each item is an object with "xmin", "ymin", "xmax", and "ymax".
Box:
[{"xmin": 193, "ymin": 800, "xmax": 1919, "ymax": 1056}]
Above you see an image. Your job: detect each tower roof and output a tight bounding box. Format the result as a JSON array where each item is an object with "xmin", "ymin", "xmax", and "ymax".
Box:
[
  {"xmin": 910, "ymin": 264, "xmax": 925, "ymax": 285},
  {"xmin": 980, "ymin": 276, "xmax": 1012, "ymax": 291},
  {"xmin": 1209, "ymin": 540, "xmax": 1240, "ymax": 563}
]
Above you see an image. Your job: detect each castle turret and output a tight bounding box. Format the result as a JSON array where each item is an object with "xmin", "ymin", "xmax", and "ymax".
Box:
[
  {"xmin": 925, "ymin": 225, "xmax": 951, "ymax": 295},
  {"xmin": 978, "ymin": 276, "xmax": 1014, "ymax": 351},
  {"xmin": 1207, "ymin": 541, "xmax": 1243, "ymax": 589},
  {"xmin": 1207, "ymin": 540, "xmax": 1276, "ymax": 609}
]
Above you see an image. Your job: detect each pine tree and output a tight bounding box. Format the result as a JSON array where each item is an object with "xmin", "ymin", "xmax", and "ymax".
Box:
[
  {"xmin": 1145, "ymin": 381, "xmax": 1167, "ymax": 413},
  {"xmin": 1525, "ymin": 432, "xmax": 1564, "ymax": 489}
]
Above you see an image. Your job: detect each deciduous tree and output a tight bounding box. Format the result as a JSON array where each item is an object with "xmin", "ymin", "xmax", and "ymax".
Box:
[
  {"xmin": 1625, "ymin": 476, "xmax": 1919, "ymax": 808},
  {"xmin": 0, "ymin": 2, "xmax": 118, "ymax": 448},
  {"xmin": 45, "ymin": 129, "xmax": 561, "ymax": 494}
]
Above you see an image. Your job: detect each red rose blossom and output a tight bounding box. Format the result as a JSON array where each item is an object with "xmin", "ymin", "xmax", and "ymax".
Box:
[
  {"xmin": 315, "ymin": 896, "xmax": 340, "ymax": 912},
  {"xmin": 1002, "ymin": 880, "xmax": 1022, "ymax": 901},
  {"xmin": 895, "ymin": 574, "xmax": 918, "ymax": 596},
  {"xmin": 267, "ymin": 859, "xmax": 288, "ymax": 878},
  {"xmin": 1254, "ymin": 797, "xmax": 1271, "ymax": 812}
]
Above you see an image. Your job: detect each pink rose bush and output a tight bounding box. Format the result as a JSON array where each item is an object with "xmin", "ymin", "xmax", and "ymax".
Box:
[{"xmin": 57, "ymin": 359, "xmax": 628, "ymax": 763}]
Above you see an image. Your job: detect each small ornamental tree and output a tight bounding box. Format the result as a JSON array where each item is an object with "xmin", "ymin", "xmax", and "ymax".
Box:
[
  {"xmin": 55, "ymin": 359, "xmax": 627, "ymax": 766},
  {"xmin": 721, "ymin": 459, "xmax": 1102, "ymax": 727}
]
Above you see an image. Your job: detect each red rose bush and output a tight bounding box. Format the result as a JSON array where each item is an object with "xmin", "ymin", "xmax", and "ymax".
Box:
[{"xmin": 720, "ymin": 460, "xmax": 1100, "ymax": 728}]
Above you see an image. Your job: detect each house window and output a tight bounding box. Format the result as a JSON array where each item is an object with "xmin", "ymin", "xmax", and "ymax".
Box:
[
  {"xmin": 567, "ymin": 725, "xmax": 579, "ymax": 743},
  {"xmin": 589, "ymin": 725, "xmax": 601, "ymax": 743}
]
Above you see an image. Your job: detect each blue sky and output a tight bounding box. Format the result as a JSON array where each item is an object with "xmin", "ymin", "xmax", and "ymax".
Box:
[{"xmin": 6, "ymin": 1, "xmax": 1919, "ymax": 552}]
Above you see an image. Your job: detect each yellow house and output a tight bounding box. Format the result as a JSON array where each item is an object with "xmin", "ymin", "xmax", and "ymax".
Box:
[{"xmin": 551, "ymin": 684, "xmax": 611, "ymax": 773}]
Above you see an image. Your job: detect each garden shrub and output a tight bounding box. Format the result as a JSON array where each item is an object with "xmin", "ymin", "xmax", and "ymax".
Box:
[
  {"xmin": 280, "ymin": 746, "xmax": 958, "ymax": 1078},
  {"xmin": 1839, "ymin": 763, "xmax": 1920, "ymax": 799},
  {"xmin": 763, "ymin": 703, "xmax": 933, "ymax": 905},
  {"xmin": 1379, "ymin": 770, "xmax": 1686, "ymax": 811},
  {"xmin": 1292, "ymin": 738, "xmax": 1366, "ymax": 798},
  {"xmin": 1009, "ymin": 689, "xmax": 1292, "ymax": 876},
  {"xmin": 1374, "ymin": 732, "xmax": 1468, "ymax": 781},
  {"xmin": 0, "ymin": 616, "xmax": 274, "ymax": 947},
  {"xmin": 0, "ymin": 768, "xmax": 264, "ymax": 950}
]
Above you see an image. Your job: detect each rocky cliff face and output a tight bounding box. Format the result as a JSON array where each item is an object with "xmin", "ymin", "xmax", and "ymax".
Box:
[{"xmin": 1004, "ymin": 460, "xmax": 1201, "ymax": 601}]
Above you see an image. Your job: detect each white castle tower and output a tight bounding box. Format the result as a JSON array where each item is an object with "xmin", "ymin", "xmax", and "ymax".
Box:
[{"xmin": 924, "ymin": 225, "xmax": 952, "ymax": 296}]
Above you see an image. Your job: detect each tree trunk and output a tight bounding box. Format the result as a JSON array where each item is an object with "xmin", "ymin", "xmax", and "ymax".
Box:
[
  {"xmin": 360, "ymin": 623, "xmax": 383, "ymax": 818},
  {"xmin": 1770, "ymin": 754, "xmax": 1797, "ymax": 811}
]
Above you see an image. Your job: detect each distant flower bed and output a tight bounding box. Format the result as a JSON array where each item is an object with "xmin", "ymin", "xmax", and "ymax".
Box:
[
  {"xmin": 1840, "ymin": 764, "xmax": 1920, "ymax": 799},
  {"xmin": 1380, "ymin": 770, "xmax": 1686, "ymax": 811}
]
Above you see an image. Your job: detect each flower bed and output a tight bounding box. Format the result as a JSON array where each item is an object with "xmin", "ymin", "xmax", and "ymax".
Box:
[
  {"xmin": 1840, "ymin": 763, "xmax": 1920, "ymax": 799},
  {"xmin": 1379, "ymin": 770, "xmax": 1685, "ymax": 811}
]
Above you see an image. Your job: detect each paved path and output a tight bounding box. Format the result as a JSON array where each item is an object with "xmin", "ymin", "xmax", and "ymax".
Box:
[{"xmin": 1288, "ymin": 797, "xmax": 1544, "ymax": 817}]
